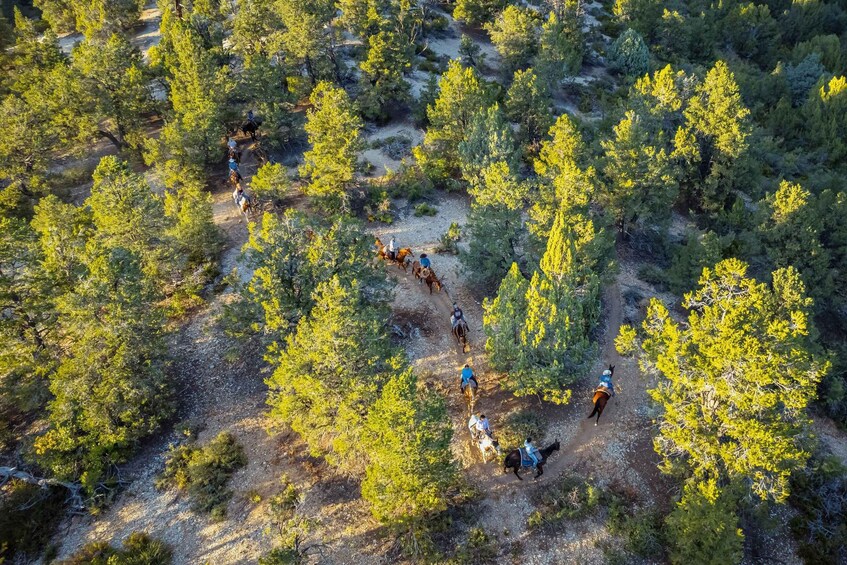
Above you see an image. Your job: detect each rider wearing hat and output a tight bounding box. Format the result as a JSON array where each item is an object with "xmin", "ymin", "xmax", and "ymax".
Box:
[
  {"xmin": 598, "ymin": 369, "xmax": 615, "ymax": 397},
  {"xmin": 451, "ymin": 303, "xmax": 466, "ymax": 329}
]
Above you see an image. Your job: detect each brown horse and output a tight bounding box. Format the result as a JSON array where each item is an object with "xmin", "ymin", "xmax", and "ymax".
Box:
[
  {"xmin": 587, "ymin": 365, "xmax": 615, "ymax": 426},
  {"xmin": 412, "ymin": 261, "xmax": 442, "ymax": 293},
  {"xmin": 374, "ymin": 238, "xmax": 414, "ymax": 272},
  {"xmin": 503, "ymin": 440, "xmax": 560, "ymax": 480},
  {"xmin": 462, "ymin": 380, "xmax": 477, "ymax": 412},
  {"xmin": 452, "ymin": 321, "xmax": 469, "ymax": 353}
]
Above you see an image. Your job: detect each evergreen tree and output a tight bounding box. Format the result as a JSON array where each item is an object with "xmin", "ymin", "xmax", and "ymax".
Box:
[
  {"xmin": 682, "ymin": 60, "xmax": 751, "ymax": 212},
  {"xmin": 760, "ymin": 181, "xmax": 831, "ymax": 300},
  {"xmin": 665, "ymin": 480, "xmax": 744, "ymax": 565},
  {"xmin": 485, "ymin": 6, "xmax": 539, "ymax": 74},
  {"xmin": 266, "ymin": 276, "xmax": 399, "ymax": 472},
  {"xmin": 612, "ymin": 0, "xmax": 663, "ymax": 39},
  {"xmin": 453, "ymin": 0, "xmax": 508, "ymax": 26},
  {"xmin": 0, "ymin": 95, "xmax": 53, "ymax": 217},
  {"xmin": 535, "ymin": 9, "xmax": 583, "ymax": 86},
  {"xmin": 620, "ymin": 259, "xmax": 828, "ymax": 502},
  {"xmin": 804, "ymin": 75, "xmax": 847, "ymax": 165},
  {"xmin": 722, "ymin": 2, "xmax": 779, "ymax": 66},
  {"xmin": 362, "ymin": 367, "xmax": 457, "ymax": 525},
  {"xmin": 461, "ymin": 202, "xmax": 525, "ymax": 289},
  {"xmin": 468, "ymin": 162, "xmax": 529, "ymax": 211},
  {"xmin": 457, "ymin": 103, "xmax": 520, "ymax": 186},
  {"xmin": 31, "ymin": 195, "xmax": 92, "ymax": 291},
  {"xmin": 299, "ymin": 82, "xmax": 364, "ymax": 205},
  {"xmin": 505, "ymin": 68, "xmax": 552, "ymax": 148},
  {"xmin": 164, "ymin": 181, "xmax": 222, "ymax": 266},
  {"xmin": 414, "ymin": 62, "xmax": 492, "ymax": 181},
  {"xmin": 71, "ymin": 0, "xmax": 145, "ymax": 40},
  {"xmin": 34, "ymin": 0, "xmax": 77, "ymax": 33},
  {"xmin": 608, "ymin": 28, "xmax": 650, "ymax": 78},
  {"xmin": 34, "ymin": 245, "xmax": 172, "ymax": 489},
  {"xmin": 70, "ymin": 33, "xmax": 155, "ymax": 150},
  {"xmin": 277, "ymin": 0, "xmax": 342, "ymax": 84},
  {"xmin": 483, "ymin": 262, "xmax": 528, "ymax": 373},
  {"xmin": 358, "ymin": 30, "xmax": 412, "ymax": 122},
  {"xmin": 459, "ymin": 34, "xmax": 485, "ymax": 69},
  {"xmin": 600, "ymin": 110, "xmax": 679, "ymax": 233}
]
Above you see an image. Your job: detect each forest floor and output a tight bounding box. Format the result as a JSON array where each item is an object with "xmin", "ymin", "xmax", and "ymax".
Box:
[{"xmin": 41, "ymin": 5, "xmax": 847, "ymax": 565}]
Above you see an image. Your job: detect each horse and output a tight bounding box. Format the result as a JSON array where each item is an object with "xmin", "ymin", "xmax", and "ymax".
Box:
[
  {"xmin": 233, "ymin": 189, "xmax": 253, "ymax": 218},
  {"xmin": 241, "ymin": 119, "xmax": 259, "ymax": 140},
  {"xmin": 503, "ymin": 440, "xmax": 560, "ymax": 480},
  {"xmin": 461, "ymin": 380, "xmax": 477, "ymax": 412},
  {"xmin": 475, "ymin": 432, "xmax": 501, "ymax": 463},
  {"xmin": 412, "ymin": 261, "xmax": 442, "ymax": 293},
  {"xmin": 374, "ymin": 238, "xmax": 414, "ymax": 272},
  {"xmin": 228, "ymin": 146, "xmax": 242, "ymax": 164},
  {"xmin": 452, "ymin": 321, "xmax": 469, "ymax": 353},
  {"xmin": 229, "ymin": 169, "xmax": 243, "ymax": 189},
  {"xmin": 587, "ymin": 365, "xmax": 615, "ymax": 426}
]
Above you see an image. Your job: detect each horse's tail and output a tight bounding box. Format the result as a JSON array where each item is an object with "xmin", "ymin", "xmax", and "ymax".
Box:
[{"xmin": 587, "ymin": 401, "xmax": 599, "ymax": 420}]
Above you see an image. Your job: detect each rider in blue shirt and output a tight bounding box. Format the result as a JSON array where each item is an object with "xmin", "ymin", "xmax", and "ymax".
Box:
[
  {"xmin": 524, "ymin": 438, "xmax": 540, "ymax": 467},
  {"xmin": 419, "ymin": 253, "xmax": 431, "ymax": 269},
  {"xmin": 228, "ymin": 157, "xmax": 239, "ymax": 172},
  {"xmin": 460, "ymin": 364, "xmax": 477, "ymax": 392},
  {"xmin": 598, "ymin": 369, "xmax": 615, "ymax": 397}
]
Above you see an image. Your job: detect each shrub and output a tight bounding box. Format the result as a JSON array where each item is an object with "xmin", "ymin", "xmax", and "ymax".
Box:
[
  {"xmin": 789, "ymin": 452, "xmax": 847, "ymax": 564},
  {"xmin": 157, "ymin": 432, "xmax": 247, "ymax": 519},
  {"xmin": 251, "ymin": 162, "xmax": 290, "ymax": 206},
  {"xmin": 384, "ymin": 164, "xmax": 434, "ymax": 202},
  {"xmin": 370, "ymin": 135, "xmax": 413, "ymax": 160},
  {"xmin": 497, "ymin": 408, "xmax": 547, "ymax": 452},
  {"xmin": 436, "ymin": 222, "xmax": 462, "ymax": 254},
  {"xmin": 608, "ymin": 29, "xmax": 649, "ymax": 77},
  {"xmin": 607, "ymin": 503, "xmax": 666, "ymax": 559},
  {"xmin": 449, "ymin": 527, "xmax": 498, "ymax": 564},
  {"xmin": 58, "ymin": 532, "xmax": 172, "ymax": 565},
  {"xmin": 529, "ymin": 474, "xmax": 604, "ymax": 529},
  {"xmin": 0, "ymin": 481, "xmax": 65, "ymax": 561},
  {"xmin": 364, "ymin": 189, "xmax": 393, "ymax": 224},
  {"xmin": 414, "ymin": 203, "xmax": 438, "ymax": 217}
]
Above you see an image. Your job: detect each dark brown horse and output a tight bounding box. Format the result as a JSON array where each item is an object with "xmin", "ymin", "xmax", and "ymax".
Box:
[
  {"xmin": 452, "ymin": 321, "xmax": 469, "ymax": 353},
  {"xmin": 587, "ymin": 365, "xmax": 615, "ymax": 426},
  {"xmin": 412, "ymin": 261, "xmax": 442, "ymax": 293},
  {"xmin": 503, "ymin": 440, "xmax": 560, "ymax": 480}
]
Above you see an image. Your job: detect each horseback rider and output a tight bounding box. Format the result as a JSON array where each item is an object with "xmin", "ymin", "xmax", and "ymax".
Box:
[
  {"xmin": 598, "ymin": 369, "xmax": 615, "ymax": 397},
  {"xmin": 451, "ymin": 303, "xmax": 467, "ymax": 329},
  {"xmin": 460, "ymin": 364, "xmax": 478, "ymax": 392},
  {"xmin": 234, "ymin": 185, "xmax": 246, "ymax": 204},
  {"xmin": 524, "ymin": 438, "xmax": 541, "ymax": 468},
  {"xmin": 227, "ymin": 137, "xmax": 237, "ymax": 151},
  {"xmin": 228, "ymin": 157, "xmax": 239, "ymax": 173},
  {"xmin": 419, "ymin": 253, "xmax": 431, "ymax": 270},
  {"xmin": 474, "ymin": 413, "xmax": 492, "ymax": 438},
  {"xmin": 387, "ymin": 236, "xmax": 397, "ymax": 261},
  {"xmin": 246, "ymin": 109, "xmax": 255, "ymax": 124}
]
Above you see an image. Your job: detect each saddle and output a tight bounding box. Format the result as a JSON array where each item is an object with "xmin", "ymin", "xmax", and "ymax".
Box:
[
  {"xmin": 518, "ymin": 448, "xmax": 537, "ymax": 468},
  {"xmin": 594, "ymin": 385, "xmax": 612, "ymax": 396},
  {"xmin": 420, "ymin": 266, "xmax": 432, "ymax": 278}
]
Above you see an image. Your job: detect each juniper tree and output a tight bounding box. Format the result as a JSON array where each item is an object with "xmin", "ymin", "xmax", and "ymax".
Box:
[
  {"xmin": 505, "ymin": 69, "xmax": 553, "ymax": 148},
  {"xmin": 277, "ymin": 0, "xmax": 342, "ymax": 84},
  {"xmin": 599, "ymin": 110, "xmax": 679, "ymax": 234},
  {"xmin": 362, "ymin": 368, "xmax": 457, "ymax": 525},
  {"xmin": 483, "ymin": 262, "xmax": 528, "ymax": 372},
  {"xmin": 535, "ymin": 9, "xmax": 583, "ymax": 86},
  {"xmin": 457, "ymin": 103, "xmax": 520, "ymax": 186},
  {"xmin": 618, "ymin": 259, "xmax": 828, "ymax": 502},
  {"xmin": 804, "ymin": 75, "xmax": 847, "ymax": 165},
  {"xmin": 453, "ymin": 0, "xmax": 508, "ymax": 26},
  {"xmin": 164, "ymin": 181, "xmax": 222, "ymax": 266},
  {"xmin": 299, "ymin": 82, "xmax": 364, "ymax": 205},
  {"xmin": 34, "ymin": 245, "xmax": 172, "ymax": 490},
  {"xmin": 682, "ymin": 60, "xmax": 751, "ymax": 212},
  {"xmin": 30, "ymin": 195, "xmax": 92, "ymax": 292},
  {"xmin": 266, "ymin": 276, "xmax": 400, "ymax": 472},
  {"xmin": 485, "ymin": 6, "xmax": 539, "ymax": 74},
  {"xmin": 414, "ymin": 62, "xmax": 492, "ymax": 181},
  {"xmin": 461, "ymin": 201, "xmax": 525, "ymax": 289},
  {"xmin": 608, "ymin": 28, "xmax": 650, "ymax": 78},
  {"xmin": 358, "ymin": 30, "xmax": 412, "ymax": 122}
]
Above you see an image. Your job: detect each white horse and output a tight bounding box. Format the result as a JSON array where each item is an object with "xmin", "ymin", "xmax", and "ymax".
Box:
[
  {"xmin": 475, "ymin": 432, "xmax": 501, "ymax": 463},
  {"xmin": 233, "ymin": 189, "xmax": 252, "ymax": 217}
]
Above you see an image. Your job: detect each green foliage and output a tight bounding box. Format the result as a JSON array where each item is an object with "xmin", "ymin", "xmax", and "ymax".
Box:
[
  {"xmin": 458, "ymin": 104, "xmax": 520, "ymax": 187},
  {"xmin": 607, "ymin": 504, "xmax": 666, "ymax": 559},
  {"xmin": 612, "ymin": 0, "xmax": 663, "ymax": 39},
  {"xmin": 436, "ymin": 222, "xmax": 462, "ymax": 255},
  {"xmin": 362, "ymin": 368, "xmax": 458, "ymax": 525},
  {"xmin": 449, "ymin": 527, "xmax": 497, "ymax": 565},
  {"xmin": 495, "ymin": 407, "xmax": 547, "ymax": 452},
  {"xmin": 485, "ymin": 6, "xmax": 538, "ymax": 74},
  {"xmin": 459, "ymin": 34, "xmax": 485, "ymax": 69},
  {"xmin": 789, "ymin": 452, "xmax": 847, "ymax": 564},
  {"xmin": 164, "ymin": 181, "xmax": 224, "ymax": 266},
  {"xmin": 359, "ymin": 30, "xmax": 412, "ymax": 122},
  {"xmin": 0, "ymin": 481, "xmax": 65, "ymax": 561},
  {"xmin": 664, "ymin": 480, "xmax": 743, "ymax": 565},
  {"xmin": 528, "ymin": 474, "xmax": 604, "ymax": 528},
  {"xmin": 664, "ymin": 230, "xmax": 732, "ymax": 295},
  {"xmin": 259, "ymin": 478, "xmax": 317, "ymax": 564},
  {"xmin": 414, "ymin": 62, "xmax": 492, "ymax": 182},
  {"xmin": 266, "ymin": 276, "xmax": 400, "ymax": 472},
  {"xmin": 57, "ymin": 531, "xmax": 172, "ymax": 564},
  {"xmin": 414, "ymin": 203, "xmax": 437, "ymax": 217},
  {"xmin": 600, "ymin": 110, "xmax": 679, "ymax": 233},
  {"xmin": 460, "ymin": 203, "xmax": 524, "ymax": 289},
  {"xmin": 722, "ymin": 2, "xmax": 779, "ymax": 66},
  {"xmin": 608, "ymin": 29, "xmax": 649, "ymax": 78},
  {"xmin": 299, "ymin": 82, "xmax": 364, "ymax": 206},
  {"xmin": 505, "ymin": 68, "xmax": 553, "ymax": 148},
  {"xmin": 250, "ymin": 162, "xmax": 291, "ymax": 206},
  {"xmin": 535, "ymin": 10, "xmax": 583, "ymax": 86},
  {"xmin": 157, "ymin": 432, "xmax": 247, "ymax": 519},
  {"xmin": 632, "ymin": 259, "xmax": 828, "ymax": 502},
  {"xmin": 783, "ymin": 53, "xmax": 826, "ymax": 106},
  {"xmin": 803, "ymin": 75, "xmax": 847, "ymax": 165},
  {"xmin": 453, "ymin": 0, "xmax": 507, "ymax": 26}
]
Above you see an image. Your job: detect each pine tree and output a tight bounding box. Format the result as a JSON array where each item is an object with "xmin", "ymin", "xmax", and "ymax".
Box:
[
  {"xmin": 31, "ymin": 195, "xmax": 92, "ymax": 291},
  {"xmin": 457, "ymin": 103, "xmax": 520, "ymax": 186},
  {"xmin": 760, "ymin": 181, "xmax": 831, "ymax": 300},
  {"xmin": 485, "ymin": 6, "xmax": 539, "ymax": 74},
  {"xmin": 505, "ymin": 68, "xmax": 552, "ymax": 148},
  {"xmin": 665, "ymin": 480, "xmax": 744, "ymax": 565},
  {"xmin": 620, "ymin": 259, "xmax": 828, "ymax": 502},
  {"xmin": 804, "ymin": 75, "xmax": 847, "ymax": 165},
  {"xmin": 608, "ymin": 28, "xmax": 650, "ymax": 78},
  {"xmin": 461, "ymin": 202, "xmax": 525, "ymax": 288},
  {"xmin": 71, "ymin": 0, "xmax": 145, "ymax": 40},
  {"xmin": 362, "ymin": 368, "xmax": 457, "ymax": 525},
  {"xmin": 70, "ymin": 33, "xmax": 155, "ymax": 150},
  {"xmin": 453, "ymin": 0, "xmax": 508, "ymax": 26},
  {"xmin": 0, "ymin": 95, "xmax": 53, "ymax": 217},
  {"xmin": 266, "ymin": 276, "xmax": 400, "ymax": 472},
  {"xmin": 33, "ymin": 0, "xmax": 77, "ymax": 33},
  {"xmin": 414, "ymin": 61, "xmax": 491, "ymax": 182},
  {"xmin": 164, "ymin": 181, "xmax": 222, "ymax": 266},
  {"xmin": 683, "ymin": 60, "xmax": 751, "ymax": 212},
  {"xmin": 34, "ymin": 245, "xmax": 172, "ymax": 489},
  {"xmin": 276, "ymin": 0, "xmax": 342, "ymax": 84},
  {"xmin": 299, "ymin": 82, "xmax": 364, "ymax": 205},
  {"xmin": 483, "ymin": 262, "xmax": 529, "ymax": 372},
  {"xmin": 612, "ymin": 0, "xmax": 663, "ymax": 40},
  {"xmin": 358, "ymin": 29, "xmax": 412, "ymax": 122},
  {"xmin": 600, "ymin": 110, "xmax": 679, "ymax": 233},
  {"xmin": 468, "ymin": 162, "xmax": 529, "ymax": 211},
  {"xmin": 535, "ymin": 10, "xmax": 583, "ymax": 86}
]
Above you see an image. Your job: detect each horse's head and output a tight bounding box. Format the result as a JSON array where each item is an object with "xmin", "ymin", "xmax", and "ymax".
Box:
[
  {"xmin": 609, "ymin": 364, "xmax": 615, "ymax": 376},
  {"xmin": 550, "ymin": 440, "xmax": 561, "ymax": 452}
]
